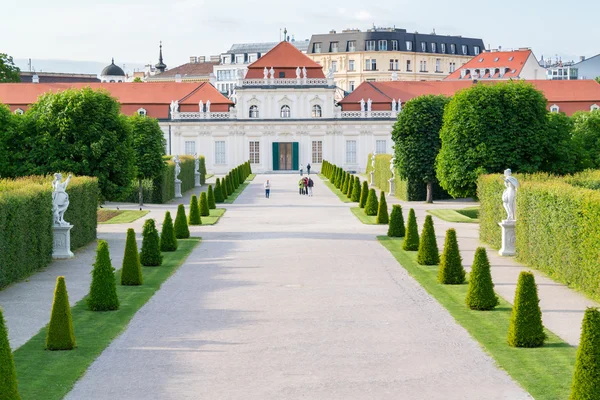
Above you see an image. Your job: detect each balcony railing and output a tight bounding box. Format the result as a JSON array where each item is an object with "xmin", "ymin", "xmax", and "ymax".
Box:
[
  {"xmin": 171, "ymin": 110, "xmax": 397, "ymax": 121},
  {"xmin": 172, "ymin": 112, "xmax": 234, "ymax": 120},
  {"xmin": 242, "ymin": 78, "xmax": 329, "ymax": 86}
]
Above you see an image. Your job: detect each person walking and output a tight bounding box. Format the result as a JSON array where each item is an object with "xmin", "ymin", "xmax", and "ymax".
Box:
[
  {"xmin": 307, "ymin": 176, "xmax": 314, "ymax": 196},
  {"xmin": 307, "ymin": 163, "xmax": 311, "ymax": 175},
  {"xmin": 298, "ymin": 178, "xmax": 304, "ymax": 195},
  {"xmin": 264, "ymin": 179, "xmax": 271, "ymax": 198},
  {"xmin": 303, "ymin": 177, "xmax": 309, "ymax": 196},
  {"xmin": 299, "ymin": 167, "xmax": 303, "ymax": 176}
]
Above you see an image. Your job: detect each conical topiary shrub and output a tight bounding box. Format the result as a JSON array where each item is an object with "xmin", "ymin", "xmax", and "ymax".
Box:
[
  {"xmin": 121, "ymin": 228, "xmax": 143, "ymax": 286},
  {"xmin": 46, "ymin": 276, "xmax": 76, "ymax": 350},
  {"xmin": 351, "ymin": 177, "xmax": 361, "ymax": 202},
  {"xmin": 465, "ymin": 247, "xmax": 498, "ymax": 310},
  {"xmin": 188, "ymin": 195, "xmax": 201, "ymax": 225},
  {"xmin": 0, "ymin": 308, "xmax": 20, "ymax": 399},
  {"xmin": 207, "ymin": 185, "xmax": 216, "ymax": 209},
  {"xmin": 437, "ymin": 228, "xmax": 465, "ymax": 284},
  {"xmin": 388, "ymin": 204, "xmax": 405, "ymax": 237},
  {"xmin": 227, "ymin": 174, "xmax": 234, "ymax": 194},
  {"xmin": 140, "ymin": 219, "xmax": 162, "ymax": 266},
  {"xmin": 403, "ymin": 209, "xmax": 420, "ymax": 251},
  {"xmin": 364, "ymin": 189, "xmax": 379, "ymax": 216},
  {"xmin": 342, "ymin": 173, "xmax": 349, "ymax": 193},
  {"xmin": 174, "ymin": 204, "xmax": 190, "ymax": 239},
  {"xmin": 346, "ymin": 175, "xmax": 354, "ymax": 198},
  {"xmin": 214, "ymin": 178, "xmax": 224, "ymax": 203},
  {"xmin": 88, "ymin": 240, "xmax": 119, "ymax": 311},
  {"xmin": 417, "ymin": 215, "xmax": 439, "ymax": 265},
  {"xmin": 507, "ymin": 271, "xmax": 545, "ymax": 347},
  {"xmin": 160, "ymin": 211, "xmax": 178, "ymax": 252},
  {"xmin": 376, "ymin": 191, "xmax": 389, "ymax": 224},
  {"xmin": 359, "ymin": 181, "xmax": 369, "ymax": 208},
  {"xmin": 221, "ymin": 176, "xmax": 229, "ymax": 200},
  {"xmin": 200, "ymin": 192, "xmax": 210, "ymax": 217},
  {"xmin": 232, "ymin": 169, "xmax": 239, "ymax": 188},
  {"xmin": 570, "ymin": 307, "xmax": 600, "ymax": 399}
]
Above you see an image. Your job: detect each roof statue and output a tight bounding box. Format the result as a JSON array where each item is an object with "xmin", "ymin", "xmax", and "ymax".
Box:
[
  {"xmin": 269, "ymin": 67, "xmax": 275, "ymax": 79},
  {"xmin": 206, "ymin": 100, "xmax": 211, "ymax": 113},
  {"xmin": 367, "ymin": 98, "xmax": 372, "ymax": 112},
  {"xmin": 296, "ymin": 66, "xmax": 301, "ymax": 79},
  {"xmin": 392, "ymin": 98, "xmax": 396, "ymax": 112},
  {"xmin": 302, "ymin": 66, "xmax": 307, "ymax": 79},
  {"xmin": 199, "ymin": 100, "xmax": 203, "ymax": 113},
  {"xmin": 263, "ymin": 67, "xmax": 269, "ymax": 80},
  {"xmin": 360, "ymin": 98, "xmax": 365, "ymax": 112}
]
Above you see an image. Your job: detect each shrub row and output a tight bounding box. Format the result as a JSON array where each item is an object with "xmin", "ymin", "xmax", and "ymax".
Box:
[
  {"xmin": 214, "ymin": 161, "xmax": 252, "ymax": 203},
  {"xmin": 0, "ymin": 175, "xmax": 99, "ymax": 289}
]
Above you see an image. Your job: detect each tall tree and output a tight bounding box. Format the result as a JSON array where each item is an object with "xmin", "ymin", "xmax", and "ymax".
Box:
[
  {"xmin": 392, "ymin": 94, "xmax": 449, "ymax": 203},
  {"xmin": 129, "ymin": 113, "xmax": 166, "ymax": 206},
  {"xmin": 0, "ymin": 53, "xmax": 20, "ymax": 82},
  {"xmin": 571, "ymin": 109, "xmax": 600, "ymax": 170}
]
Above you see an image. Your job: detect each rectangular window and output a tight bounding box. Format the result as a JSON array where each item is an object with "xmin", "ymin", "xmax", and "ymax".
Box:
[
  {"xmin": 331, "ymin": 42, "xmax": 339, "ymax": 53},
  {"xmin": 345, "ymin": 140, "xmax": 357, "ymax": 164},
  {"xmin": 406, "ymin": 41, "xmax": 413, "ymax": 51},
  {"xmin": 449, "ymin": 62, "xmax": 456, "ymax": 73},
  {"xmin": 435, "ymin": 58, "xmax": 441, "ymax": 72},
  {"xmin": 462, "ymin": 45, "xmax": 468, "ymax": 55},
  {"xmin": 235, "ymin": 55, "xmax": 244, "ymax": 64},
  {"xmin": 406, "ymin": 59, "xmax": 412, "ymax": 71},
  {"xmin": 366, "ymin": 40, "xmax": 376, "ymax": 51},
  {"xmin": 314, "ymin": 43, "xmax": 322, "ymax": 53},
  {"xmin": 441, "ymin": 43, "xmax": 446, "ymax": 53},
  {"xmin": 364, "ymin": 59, "xmax": 377, "ymax": 71},
  {"xmin": 348, "ymin": 40, "xmax": 356, "ymax": 52},
  {"xmin": 450, "ymin": 44, "xmax": 456, "ymax": 54},
  {"xmin": 431, "ymin": 43, "xmax": 437, "ymax": 53},
  {"xmin": 378, "ymin": 40, "xmax": 387, "ymax": 51},
  {"xmin": 421, "ymin": 42, "xmax": 426, "ymax": 52},
  {"xmin": 391, "ymin": 40, "xmax": 398, "ymax": 51},
  {"xmin": 312, "ymin": 140, "xmax": 323, "ymax": 164},
  {"xmin": 474, "ymin": 46, "xmax": 480, "ymax": 55},
  {"xmin": 349, "ymin": 81, "xmax": 355, "ymax": 91},
  {"xmin": 389, "ymin": 59, "xmax": 399, "ymax": 70},
  {"xmin": 376, "ymin": 140, "xmax": 386, "ymax": 154},
  {"xmin": 420, "ymin": 60, "xmax": 427, "ymax": 72},
  {"xmin": 249, "ymin": 141, "xmax": 260, "ymax": 164},
  {"xmin": 331, "ymin": 61, "xmax": 337, "ymax": 72},
  {"xmin": 184, "ymin": 141, "xmax": 196, "ymax": 155},
  {"xmin": 215, "ymin": 141, "xmax": 226, "ymax": 165},
  {"xmin": 248, "ymin": 54, "xmax": 257, "ymax": 63},
  {"xmin": 348, "ymin": 60, "xmax": 355, "ymax": 71}
]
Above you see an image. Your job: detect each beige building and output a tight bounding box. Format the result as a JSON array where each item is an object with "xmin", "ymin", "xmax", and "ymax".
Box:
[{"xmin": 306, "ymin": 27, "xmax": 484, "ymax": 93}]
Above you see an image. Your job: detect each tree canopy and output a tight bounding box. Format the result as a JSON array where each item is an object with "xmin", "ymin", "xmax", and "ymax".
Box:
[
  {"xmin": 571, "ymin": 109, "xmax": 600, "ymax": 170},
  {"xmin": 0, "ymin": 53, "xmax": 20, "ymax": 83}
]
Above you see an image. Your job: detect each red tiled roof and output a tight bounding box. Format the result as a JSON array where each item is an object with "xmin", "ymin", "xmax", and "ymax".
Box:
[
  {"xmin": 445, "ymin": 49, "xmax": 532, "ymax": 80},
  {"xmin": 152, "ymin": 62, "xmax": 219, "ymax": 78},
  {"xmin": 245, "ymin": 41, "xmax": 325, "ymax": 79}
]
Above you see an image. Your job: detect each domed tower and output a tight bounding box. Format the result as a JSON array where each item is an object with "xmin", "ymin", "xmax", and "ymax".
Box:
[
  {"xmin": 155, "ymin": 42, "xmax": 167, "ymax": 73},
  {"xmin": 100, "ymin": 58, "xmax": 125, "ymax": 82}
]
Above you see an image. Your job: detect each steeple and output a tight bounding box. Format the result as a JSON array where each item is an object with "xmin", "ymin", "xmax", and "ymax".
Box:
[{"xmin": 155, "ymin": 41, "xmax": 167, "ymax": 73}]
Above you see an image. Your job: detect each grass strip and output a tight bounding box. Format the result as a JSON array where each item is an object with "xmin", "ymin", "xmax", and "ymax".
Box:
[
  {"xmin": 13, "ymin": 238, "xmax": 201, "ymax": 400},
  {"xmin": 98, "ymin": 209, "xmax": 150, "ymax": 224},
  {"xmin": 224, "ymin": 174, "xmax": 256, "ymax": 204},
  {"xmin": 350, "ymin": 207, "xmax": 379, "ymax": 224},
  {"xmin": 427, "ymin": 207, "xmax": 479, "ymax": 223},
  {"xmin": 378, "ymin": 236, "xmax": 575, "ymax": 400},
  {"xmin": 318, "ymin": 174, "xmax": 352, "ymax": 203},
  {"xmin": 200, "ymin": 208, "xmax": 226, "ymax": 225}
]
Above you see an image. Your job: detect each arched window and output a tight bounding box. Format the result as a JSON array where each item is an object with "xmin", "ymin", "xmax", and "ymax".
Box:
[
  {"xmin": 137, "ymin": 108, "xmax": 147, "ymax": 116},
  {"xmin": 550, "ymin": 104, "xmax": 560, "ymax": 113},
  {"xmin": 312, "ymin": 104, "xmax": 322, "ymax": 118},
  {"xmin": 249, "ymin": 105, "xmax": 259, "ymax": 118},
  {"xmin": 14, "ymin": 108, "xmax": 24, "ymax": 115},
  {"xmin": 280, "ymin": 105, "xmax": 291, "ymax": 118}
]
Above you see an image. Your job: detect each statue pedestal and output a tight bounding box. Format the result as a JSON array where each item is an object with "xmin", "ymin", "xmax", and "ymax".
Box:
[
  {"xmin": 370, "ymin": 171, "xmax": 375, "ymax": 187},
  {"xmin": 195, "ymin": 173, "xmax": 201, "ymax": 187},
  {"xmin": 498, "ymin": 220, "xmax": 516, "ymax": 256},
  {"xmin": 388, "ymin": 178, "xmax": 395, "ymax": 196},
  {"xmin": 175, "ymin": 180, "xmax": 182, "ymax": 198},
  {"xmin": 53, "ymin": 224, "xmax": 74, "ymax": 259}
]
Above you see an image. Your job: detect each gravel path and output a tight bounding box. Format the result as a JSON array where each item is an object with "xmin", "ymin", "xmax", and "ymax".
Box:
[{"xmin": 65, "ymin": 174, "xmax": 530, "ymax": 400}]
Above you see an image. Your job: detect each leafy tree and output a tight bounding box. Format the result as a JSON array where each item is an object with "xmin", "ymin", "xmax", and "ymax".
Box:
[
  {"xmin": 376, "ymin": 191, "xmax": 389, "ymax": 224},
  {"xmin": 570, "ymin": 307, "xmax": 600, "ymax": 399},
  {"xmin": 174, "ymin": 204, "xmax": 190, "ymax": 239},
  {"xmin": 140, "ymin": 219, "xmax": 162, "ymax": 266},
  {"xmin": 160, "ymin": 211, "xmax": 178, "ymax": 251},
  {"xmin": 199, "ymin": 192, "xmax": 210, "ymax": 217},
  {"xmin": 359, "ymin": 181, "xmax": 369, "ymax": 208},
  {"xmin": 121, "ymin": 228, "xmax": 143, "ymax": 285},
  {"xmin": 188, "ymin": 195, "xmax": 202, "ymax": 225},
  {"xmin": 0, "ymin": 53, "xmax": 20, "ymax": 82},
  {"xmin": 22, "ymin": 88, "xmax": 135, "ymax": 200},
  {"xmin": 129, "ymin": 114, "xmax": 166, "ymax": 206},
  {"xmin": 571, "ymin": 109, "xmax": 600, "ymax": 170},
  {"xmin": 403, "ymin": 209, "xmax": 419, "ymax": 251},
  {"xmin": 0, "ymin": 307, "xmax": 20, "ymax": 399},
  {"xmin": 417, "ymin": 215, "xmax": 439, "ymax": 265},
  {"xmin": 214, "ymin": 178, "xmax": 224, "ymax": 203},
  {"xmin": 207, "ymin": 185, "xmax": 216, "ymax": 209},
  {"xmin": 596, "ymin": 76, "xmax": 600, "ymax": 84},
  {"xmin": 392, "ymin": 95, "xmax": 449, "ymax": 203},
  {"xmin": 0, "ymin": 104, "xmax": 20, "ymax": 177},
  {"xmin": 88, "ymin": 240, "xmax": 119, "ymax": 311},
  {"xmin": 508, "ymin": 271, "xmax": 545, "ymax": 347},
  {"xmin": 541, "ymin": 112, "xmax": 581, "ymax": 174},
  {"xmin": 465, "ymin": 247, "xmax": 498, "ymax": 310},
  {"xmin": 437, "ymin": 228, "xmax": 465, "ymax": 284},
  {"xmin": 436, "ymin": 81, "xmax": 551, "ymax": 198},
  {"xmin": 132, "ymin": 77, "xmax": 143, "ymax": 83},
  {"xmin": 364, "ymin": 189, "xmax": 378, "ymax": 216},
  {"xmin": 388, "ymin": 205, "xmax": 405, "ymax": 237}
]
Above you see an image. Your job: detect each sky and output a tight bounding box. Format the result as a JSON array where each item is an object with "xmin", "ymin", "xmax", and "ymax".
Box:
[{"xmin": 2, "ymin": 0, "xmax": 599, "ymax": 74}]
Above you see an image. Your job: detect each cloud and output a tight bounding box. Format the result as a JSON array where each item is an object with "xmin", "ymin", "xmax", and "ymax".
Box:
[{"xmin": 355, "ymin": 10, "xmax": 372, "ymax": 21}]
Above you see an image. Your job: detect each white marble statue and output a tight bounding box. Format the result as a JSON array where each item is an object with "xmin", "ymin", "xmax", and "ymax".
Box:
[
  {"xmin": 263, "ymin": 67, "xmax": 269, "ymax": 79},
  {"xmin": 170, "ymin": 100, "xmax": 177, "ymax": 114},
  {"xmin": 230, "ymin": 89, "xmax": 237, "ymax": 104},
  {"xmin": 296, "ymin": 66, "xmax": 301, "ymax": 79},
  {"xmin": 392, "ymin": 99, "xmax": 397, "ymax": 112},
  {"xmin": 360, "ymin": 98, "xmax": 366, "ymax": 112},
  {"xmin": 326, "ymin": 67, "xmax": 334, "ymax": 79},
  {"xmin": 390, "ymin": 156, "xmax": 396, "ymax": 179},
  {"xmin": 199, "ymin": 100, "xmax": 204, "ymax": 113},
  {"xmin": 398, "ymin": 99, "xmax": 402, "ymax": 112},
  {"xmin": 367, "ymin": 98, "xmax": 372, "ymax": 112},
  {"xmin": 371, "ymin": 149, "xmax": 377, "ymax": 168},
  {"xmin": 206, "ymin": 100, "xmax": 211, "ymax": 113},
  {"xmin": 302, "ymin": 66, "xmax": 307, "ymax": 79},
  {"xmin": 195, "ymin": 153, "xmax": 199, "ymax": 172},
  {"xmin": 502, "ymin": 169, "xmax": 519, "ymax": 221},
  {"xmin": 52, "ymin": 173, "xmax": 72, "ymax": 226},
  {"xmin": 269, "ymin": 67, "xmax": 275, "ymax": 79},
  {"xmin": 174, "ymin": 155, "xmax": 181, "ymax": 182}
]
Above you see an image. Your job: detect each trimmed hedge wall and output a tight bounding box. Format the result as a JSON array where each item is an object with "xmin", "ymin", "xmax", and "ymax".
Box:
[
  {"xmin": 0, "ymin": 175, "xmax": 99, "ymax": 288},
  {"xmin": 478, "ymin": 170, "xmax": 600, "ymax": 300},
  {"xmin": 150, "ymin": 155, "xmax": 196, "ymax": 204}
]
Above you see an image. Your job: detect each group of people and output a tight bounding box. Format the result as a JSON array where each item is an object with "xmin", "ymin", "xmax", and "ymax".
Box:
[{"xmin": 298, "ymin": 176, "xmax": 314, "ymax": 196}]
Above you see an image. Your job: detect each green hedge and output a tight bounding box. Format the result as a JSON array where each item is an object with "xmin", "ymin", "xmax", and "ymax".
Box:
[
  {"xmin": 478, "ymin": 171, "xmax": 600, "ymax": 300},
  {"xmin": 0, "ymin": 175, "xmax": 98, "ymax": 288},
  {"xmin": 150, "ymin": 155, "xmax": 196, "ymax": 204}
]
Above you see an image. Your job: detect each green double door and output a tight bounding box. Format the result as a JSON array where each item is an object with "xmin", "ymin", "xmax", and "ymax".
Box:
[{"xmin": 272, "ymin": 142, "xmax": 299, "ymax": 171}]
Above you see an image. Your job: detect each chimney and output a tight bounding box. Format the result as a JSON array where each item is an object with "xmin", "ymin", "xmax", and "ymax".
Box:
[
  {"xmin": 580, "ymin": 56, "xmax": 586, "ymax": 62},
  {"xmin": 329, "ymin": 29, "xmax": 336, "ymax": 34},
  {"xmin": 32, "ymin": 74, "xmax": 39, "ymax": 83},
  {"xmin": 210, "ymin": 55, "xmax": 220, "ymax": 62},
  {"xmin": 198, "ymin": 56, "xmax": 206, "ymax": 63},
  {"xmin": 189, "ymin": 56, "xmax": 197, "ymax": 63},
  {"xmin": 175, "ymin": 73, "xmax": 182, "ymax": 83}
]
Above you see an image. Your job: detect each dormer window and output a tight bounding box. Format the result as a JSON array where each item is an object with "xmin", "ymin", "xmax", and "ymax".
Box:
[
  {"xmin": 137, "ymin": 108, "xmax": 147, "ymax": 116},
  {"xmin": 462, "ymin": 45, "xmax": 468, "ymax": 55},
  {"xmin": 421, "ymin": 42, "xmax": 426, "ymax": 52},
  {"xmin": 494, "ymin": 57, "xmax": 499, "ymax": 62},
  {"xmin": 450, "ymin": 44, "xmax": 456, "ymax": 54},
  {"xmin": 441, "ymin": 43, "xmax": 446, "ymax": 53},
  {"xmin": 431, "ymin": 43, "xmax": 436, "ymax": 53},
  {"xmin": 312, "ymin": 105, "xmax": 322, "ymax": 118},
  {"xmin": 508, "ymin": 56, "xmax": 514, "ymax": 61},
  {"xmin": 474, "ymin": 46, "xmax": 480, "ymax": 55},
  {"xmin": 331, "ymin": 42, "xmax": 339, "ymax": 53},
  {"xmin": 280, "ymin": 105, "xmax": 291, "ymax": 118},
  {"xmin": 249, "ymin": 105, "xmax": 259, "ymax": 118},
  {"xmin": 314, "ymin": 43, "xmax": 322, "ymax": 53},
  {"xmin": 378, "ymin": 40, "xmax": 387, "ymax": 51},
  {"xmin": 366, "ymin": 40, "xmax": 376, "ymax": 51},
  {"xmin": 550, "ymin": 104, "xmax": 560, "ymax": 113},
  {"xmin": 348, "ymin": 41, "xmax": 356, "ymax": 52}
]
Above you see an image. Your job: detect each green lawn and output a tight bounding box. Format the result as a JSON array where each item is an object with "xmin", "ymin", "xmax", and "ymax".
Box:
[
  {"xmin": 378, "ymin": 236, "xmax": 576, "ymax": 400},
  {"xmin": 318, "ymin": 174, "xmax": 353, "ymax": 203},
  {"xmin": 12, "ymin": 238, "xmax": 201, "ymax": 400},
  {"xmin": 199, "ymin": 208, "xmax": 226, "ymax": 225},
  {"xmin": 224, "ymin": 174, "xmax": 256, "ymax": 204},
  {"xmin": 98, "ymin": 209, "xmax": 149, "ymax": 224},
  {"xmin": 427, "ymin": 207, "xmax": 480, "ymax": 223},
  {"xmin": 350, "ymin": 207, "xmax": 381, "ymax": 225}
]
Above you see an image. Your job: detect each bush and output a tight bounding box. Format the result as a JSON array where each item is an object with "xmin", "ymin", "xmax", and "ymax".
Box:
[
  {"xmin": 465, "ymin": 247, "xmax": 498, "ymax": 310},
  {"xmin": 359, "ymin": 181, "xmax": 369, "ymax": 208},
  {"xmin": 188, "ymin": 195, "xmax": 201, "ymax": 225},
  {"xmin": 139, "ymin": 219, "xmax": 162, "ymax": 266},
  {"xmin": 87, "ymin": 240, "xmax": 119, "ymax": 311},
  {"xmin": 160, "ymin": 211, "xmax": 177, "ymax": 251},
  {"xmin": 150, "ymin": 156, "xmax": 196, "ymax": 204},
  {"xmin": 507, "ymin": 271, "xmax": 545, "ymax": 347},
  {"xmin": 351, "ymin": 177, "xmax": 361, "ymax": 202},
  {"xmin": 388, "ymin": 205, "xmax": 405, "ymax": 237},
  {"xmin": 199, "ymin": 156, "xmax": 207, "ymax": 185},
  {"xmin": 341, "ymin": 173, "xmax": 349, "ymax": 193},
  {"xmin": 364, "ymin": 189, "xmax": 379, "ymax": 216},
  {"xmin": 0, "ymin": 307, "xmax": 20, "ymax": 399},
  {"xmin": 214, "ymin": 178, "xmax": 224, "ymax": 203},
  {"xmin": 402, "ymin": 209, "xmax": 419, "ymax": 251},
  {"xmin": 570, "ymin": 307, "xmax": 600, "ymax": 399},
  {"xmin": 174, "ymin": 204, "xmax": 190, "ymax": 239},
  {"xmin": 437, "ymin": 228, "xmax": 465, "ymax": 284},
  {"xmin": 121, "ymin": 228, "xmax": 143, "ymax": 285},
  {"xmin": 46, "ymin": 276, "xmax": 76, "ymax": 350},
  {"xmin": 227, "ymin": 174, "xmax": 234, "ymax": 195},
  {"xmin": 221, "ymin": 176, "xmax": 228, "ymax": 200},
  {"xmin": 417, "ymin": 215, "xmax": 439, "ymax": 265},
  {"xmin": 207, "ymin": 185, "xmax": 216, "ymax": 209},
  {"xmin": 346, "ymin": 175, "xmax": 353, "ymax": 198},
  {"xmin": 376, "ymin": 191, "xmax": 389, "ymax": 224},
  {"xmin": 199, "ymin": 192, "xmax": 210, "ymax": 217}
]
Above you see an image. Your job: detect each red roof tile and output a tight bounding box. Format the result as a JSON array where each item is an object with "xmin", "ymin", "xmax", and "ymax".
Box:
[
  {"xmin": 245, "ymin": 41, "xmax": 325, "ymax": 79},
  {"xmin": 445, "ymin": 49, "xmax": 532, "ymax": 80}
]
